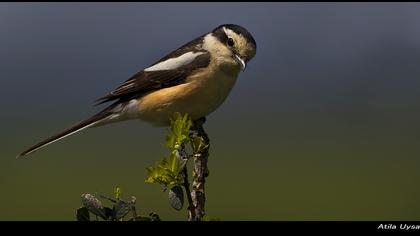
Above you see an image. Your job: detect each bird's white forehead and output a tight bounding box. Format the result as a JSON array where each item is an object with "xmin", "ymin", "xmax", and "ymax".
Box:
[{"xmin": 144, "ymin": 51, "xmax": 205, "ymax": 71}]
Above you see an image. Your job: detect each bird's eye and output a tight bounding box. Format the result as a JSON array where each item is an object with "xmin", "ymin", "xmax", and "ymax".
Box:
[{"xmin": 227, "ymin": 37, "xmax": 234, "ymax": 47}]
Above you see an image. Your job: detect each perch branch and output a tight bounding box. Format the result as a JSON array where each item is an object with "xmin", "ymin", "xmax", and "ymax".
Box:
[
  {"xmin": 189, "ymin": 117, "xmax": 210, "ymax": 221},
  {"xmin": 177, "ymin": 143, "xmax": 196, "ymax": 220},
  {"xmin": 183, "ymin": 166, "xmax": 195, "ymax": 220}
]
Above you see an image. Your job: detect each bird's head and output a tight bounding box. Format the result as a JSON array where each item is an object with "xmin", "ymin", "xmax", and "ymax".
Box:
[{"xmin": 205, "ymin": 24, "xmax": 257, "ymax": 72}]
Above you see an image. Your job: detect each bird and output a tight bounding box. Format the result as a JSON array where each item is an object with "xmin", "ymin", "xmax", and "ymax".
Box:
[{"xmin": 17, "ymin": 24, "xmax": 257, "ymax": 158}]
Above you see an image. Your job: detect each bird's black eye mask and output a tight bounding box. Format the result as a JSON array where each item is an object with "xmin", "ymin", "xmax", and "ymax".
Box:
[
  {"xmin": 212, "ymin": 27, "xmax": 229, "ymax": 45},
  {"xmin": 213, "ymin": 24, "xmax": 257, "ymax": 50}
]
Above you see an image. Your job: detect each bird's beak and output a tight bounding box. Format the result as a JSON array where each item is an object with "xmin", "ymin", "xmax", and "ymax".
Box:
[{"xmin": 234, "ymin": 54, "xmax": 246, "ymax": 71}]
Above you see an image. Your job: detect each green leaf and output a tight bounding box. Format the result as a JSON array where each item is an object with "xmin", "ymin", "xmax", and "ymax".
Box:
[
  {"xmin": 169, "ymin": 153, "xmax": 178, "ymax": 173},
  {"xmin": 165, "ymin": 134, "xmax": 176, "ymax": 150},
  {"xmin": 114, "ymin": 200, "xmax": 135, "ymax": 220},
  {"xmin": 145, "ymin": 153, "xmax": 186, "ymax": 187},
  {"xmin": 145, "ymin": 112, "xmax": 192, "ymax": 188},
  {"xmin": 168, "ymin": 112, "xmax": 192, "ymax": 150},
  {"xmin": 114, "ymin": 187, "xmax": 121, "ymax": 200},
  {"xmin": 168, "ymin": 186, "xmax": 184, "ymax": 211},
  {"xmin": 81, "ymin": 194, "xmax": 107, "ymax": 220},
  {"xmin": 76, "ymin": 207, "xmax": 90, "ymax": 221}
]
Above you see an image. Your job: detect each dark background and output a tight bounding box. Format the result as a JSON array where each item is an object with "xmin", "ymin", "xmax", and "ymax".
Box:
[{"xmin": 1, "ymin": 3, "xmax": 420, "ymax": 220}]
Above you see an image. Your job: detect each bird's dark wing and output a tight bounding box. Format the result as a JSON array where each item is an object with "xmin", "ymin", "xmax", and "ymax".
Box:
[
  {"xmin": 152, "ymin": 35, "xmax": 205, "ymax": 65},
  {"xmin": 95, "ymin": 51, "xmax": 210, "ymax": 105}
]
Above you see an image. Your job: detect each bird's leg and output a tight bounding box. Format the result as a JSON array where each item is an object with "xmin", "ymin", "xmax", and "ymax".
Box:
[{"xmin": 189, "ymin": 117, "xmax": 210, "ymax": 221}]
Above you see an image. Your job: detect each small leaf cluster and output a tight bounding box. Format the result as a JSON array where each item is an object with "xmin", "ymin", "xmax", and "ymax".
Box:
[
  {"xmin": 145, "ymin": 113, "xmax": 191, "ymax": 188},
  {"xmin": 76, "ymin": 187, "xmax": 160, "ymax": 221},
  {"xmin": 166, "ymin": 112, "xmax": 192, "ymax": 152},
  {"xmin": 145, "ymin": 113, "xmax": 207, "ymax": 211},
  {"xmin": 145, "ymin": 152, "xmax": 187, "ymax": 188}
]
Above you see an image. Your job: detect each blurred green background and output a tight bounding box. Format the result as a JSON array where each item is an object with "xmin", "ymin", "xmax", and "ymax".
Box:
[{"xmin": 2, "ymin": 3, "xmax": 420, "ymax": 220}]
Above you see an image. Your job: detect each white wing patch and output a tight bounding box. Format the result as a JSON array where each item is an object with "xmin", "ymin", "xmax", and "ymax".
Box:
[{"xmin": 144, "ymin": 51, "xmax": 204, "ymax": 71}]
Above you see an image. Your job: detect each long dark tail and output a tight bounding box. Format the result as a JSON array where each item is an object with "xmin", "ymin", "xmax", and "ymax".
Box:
[{"xmin": 17, "ymin": 110, "xmax": 113, "ymax": 159}]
